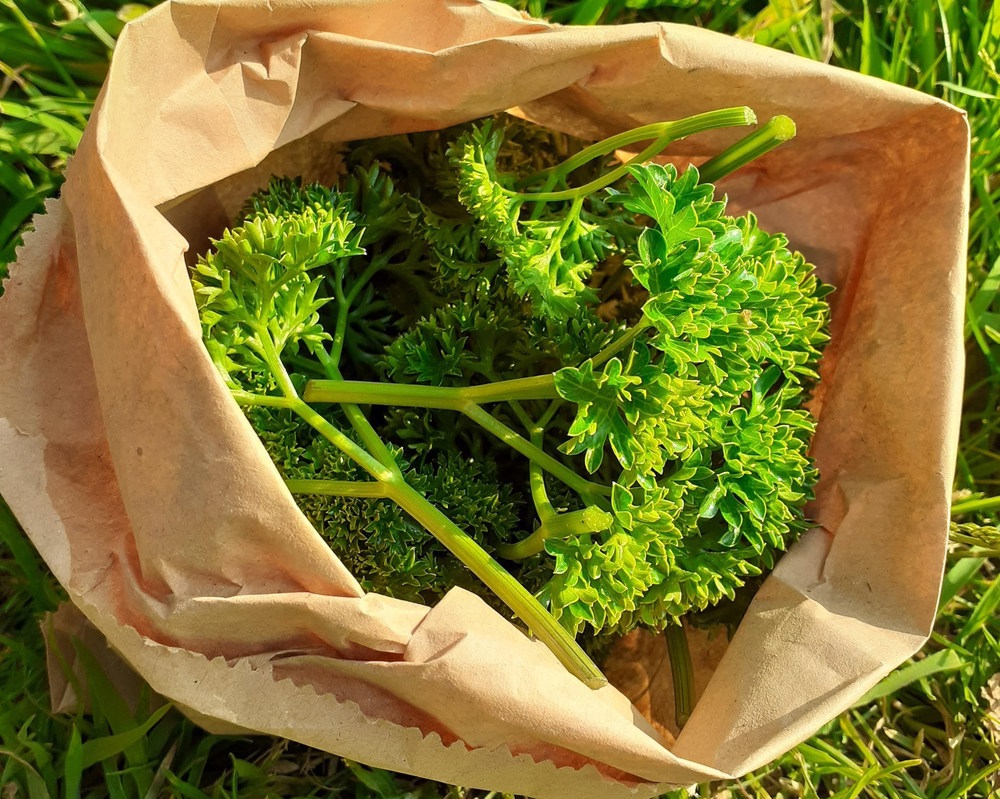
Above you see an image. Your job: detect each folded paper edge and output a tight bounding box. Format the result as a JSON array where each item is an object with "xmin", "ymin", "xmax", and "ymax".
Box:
[{"xmin": 71, "ymin": 592, "xmax": 721, "ymax": 794}]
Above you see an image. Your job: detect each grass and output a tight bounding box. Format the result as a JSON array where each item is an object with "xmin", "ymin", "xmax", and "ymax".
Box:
[
  {"xmin": 1, "ymin": 0, "xmax": 999, "ymax": 797},
  {"xmin": 0, "ymin": 0, "xmax": 145, "ymax": 267}
]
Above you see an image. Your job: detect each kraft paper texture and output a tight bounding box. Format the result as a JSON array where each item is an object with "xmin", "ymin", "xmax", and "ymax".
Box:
[{"xmin": 0, "ymin": 0, "xmax": 968, "ymax": 796}]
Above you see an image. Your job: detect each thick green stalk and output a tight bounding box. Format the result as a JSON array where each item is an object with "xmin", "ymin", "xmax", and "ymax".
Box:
[
  {"xmin": 697, "ymin": 115, "xmax": 797, "ymax": 184},
  {"xmin": 950, "ymin": 528, "xmax": 1000, "ymax": 548},
  {"xmin": 498, "ymin": 506, "xmax": 614, "ymax": 560},
  {"xmin": 306, "ymin": 378, "xmax": 606, "ymax": 503},
  {"xmin": 460, "ymin": 404, "xmax": 610, "ymax": 507},
  {"xmin": 285, "ymin": 393, "xmax": 606, "ymax": 688},
  {"xmin": 290, "ymin": 398, "xmax": 395, "ymax": 483},
  {"xmin": 337, "ymin": 401, "xmax": 401, "ymax": 475},
  {"xmin": 258, "ymin": 331, "xmax": 299, "ymax": 399},
  {"xmin": 232, "ymin": 390, "xmax": 293, "ymax": 410},
  {"xmin": 464, "ymin": 374, "xmax": 559, "ymax": 404},
  {"xmin": 512, "ymin": 133, "xmax": 674, "ymax": 203},
  {"xmin": 328, "ymin": 290, "xmax": 351, "ymax": 370},
  {"xmin": 310, "ymin": 344, "xmax": 402, "ymax": 476},
  {"xmin": 528, "ymin": 171, "xmax": 560, "ymax": 221},
  {"xmin": 384, "ymin": 478, "xmax": 607, "ymax": 688},
  {"xmin": 517, "ymin": 107, "xmax": 757, "ymax": 191},
  {"xmin": 304, "ymin": 374, "xmax": 559, "ymax": 407},
  {"xmin": 665, "ymin": 624, "xmax": 695, "ymax": 728},
  {"xmin": 953, "ymin": 548, "xmax": 1000, "ymax": 559},
  {"xmin": 951, "ymin": 494, "xmax": 1000, "ymax": 515},
  {"xmin": 252, "ymin": 329, "xmax": 605, "ymax": 687},
  {"xmin": 285, "ymin": 479, "xmax": 389, "ymax": 498},
  {"xmin": 527, "ymin": 428, "xmax": 557, "ymax": 523}
]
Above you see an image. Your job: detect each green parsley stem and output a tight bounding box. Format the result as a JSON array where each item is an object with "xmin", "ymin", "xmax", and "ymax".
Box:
[
  {"xmin": 697, "ymin": 115, "xmax": 797, "ymax": 184},
  {"xmin": 665, "ymin": 623, "xmax": 695, "ymax": 728},
  {"xmin": 232, "ymin": 388, "xmax": 396, "ymax": 485},
  {"xmin": 304, "ymin": 377, "xmax": 606, "ymax": 503},
  {"xmin": 527, "ymin": 429, "xmax": 557, "ymax": 524},
  {"xmin": 461, "ymin": 404, "xmax": 610, "ymax": 506},
  {"xmin": 536, "ymin": 398, "xmax": 564, "ymax": 429},
  {"xmin": 517, "ymin": 107, "xmax": 757, "ymax": 191},
  {"xmin": 513, "ymin": 133, "xmax": 674, "ymax": 203},
  {"xmin": 528, "ymin": 171, "xmax": 560, "ymax": 221},
  {"xmin": 345, "ymin": 258, "xmax": 385, "ymax": 307},
  {"xmin": 285, "ymin": 479, "xmax": 389, "ymax": 498},
  {"xmin": 952, "ymin": 548, "xmax": 1000, "ymax": 559},
  {"xmin": 329, "ymin": 298, "xmax": 350, "ymax": 369},
  {"xmin": 289, "ymin": 398, "xmax": 396, "ymax": 483},
  {"xmin": 232, "ymin": 391, "xmax": 293, "ymax": 409},
  {"xmin": 951, "ymin": 494, "xmax": 1000, "ymax": 515},
  {"xmin": 304, "ymin": 375, "xmax": 559, "ymax": 408},
  {"xmin": 384, "ymin": 478, "xmax": 607, "ymax": 689},
  {"xmin": 258, "ymin": 332, "xmax": 300, "ymax": 399},
  {"xmin": 313, "ymin": 267, "xmax": 402, "ymax": 475},
  {"xmin": 498, "ymin": 506, "xmax": 614, "ymax": 560},
  {"xmin": 232, "ymin": 393, "xmax": 605, "ymax": 686},
  {"xmin": 481, "ymin": 367, "xmax": 537, "ymax": 433},
  {"xmin": 283, "ymin": 395, "xmax": 607, "ymax": 689},
  {"xmin": 591, "ymin": 316, "xmax": 654, "ymax": 368},
  {"xmin": 337, "ymin": 399, "xmax": 402, "ymax": 476},
  {"xmin": 269, "ymin": 357, "xmax": 606, "ymax": 688},
  {"xmin": 311, "ymin": 343, "xmax": 402, "ymax": 476},
  {"xmin": 950, "ymin": 529, "xmax": 1000, "ymax": 547},
  {"xmin": 283, "ymin": 353, "xmax": 327, "ymax": 377},
  {"xmin": 506, "ymin": 398, "xmax": 538, "ymax": 433}
]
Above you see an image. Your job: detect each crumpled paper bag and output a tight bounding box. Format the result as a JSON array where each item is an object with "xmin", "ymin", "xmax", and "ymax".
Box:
[{"xmin": 0, "ymin": 0, "xmax": 968, "ymax": 796}]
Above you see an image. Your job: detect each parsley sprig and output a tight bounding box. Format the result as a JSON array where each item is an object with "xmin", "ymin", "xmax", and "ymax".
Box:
[{"xmin": 192, "ymin": 108, "xmax": 828, "ymax": 688}]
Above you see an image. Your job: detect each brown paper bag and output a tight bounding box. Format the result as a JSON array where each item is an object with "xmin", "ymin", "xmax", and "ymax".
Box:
[{"xmin": 0, "ymin": 0, "xmax": 968, "ymax": 795}]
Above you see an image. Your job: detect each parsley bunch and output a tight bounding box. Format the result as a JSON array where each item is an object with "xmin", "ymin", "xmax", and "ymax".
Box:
[{"xmin": 191, "ymin": 109, "xmax": 829, "ymax": 689}]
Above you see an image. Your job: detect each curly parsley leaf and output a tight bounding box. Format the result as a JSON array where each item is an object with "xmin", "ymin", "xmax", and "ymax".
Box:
[
  {"xmin": 449, "ymin": 120, "xmax": 606, "ymax": 321},
  {"xmin": 192, "ymin": 201, "xmax": 363, "ymax": 387}
]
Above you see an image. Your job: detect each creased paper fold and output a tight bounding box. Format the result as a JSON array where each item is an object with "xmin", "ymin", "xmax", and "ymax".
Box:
[{"xmin": 0, "ymin": 1, "xmax": 967, "ymax": 796}]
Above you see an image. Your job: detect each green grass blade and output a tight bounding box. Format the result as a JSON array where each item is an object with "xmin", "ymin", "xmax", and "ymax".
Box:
[
  {"xmin": 969, "ymin": 255, "xmax": 1000, "ymax": 323},
  {"xmin": 0, "ymin": 497, "xmax": 59, "ymax": 612},
  {"xmin": 0, "ymin": 158, "xmax": 37, "ymax": 194},
  {"xmin": 939, "ymin": 556, "xmax": 987, "ymax": 608},
  {"xmin": 72, "ymin": 640, "xmax": 137, "ymax": 738},
  {"xmin": 959, "ymin": 569, "xmax": 1000, "ymax": 639},
  {"xmin": 947, "ymin": 759, "xmax": 1000, "ymax": 796},
  {"xmin": 79, "ymin": 704, "xmax": 171, "ymax": 769},
  {"xmin": 0, "ymin": 100, "xmax": 84, "ymax": 147},
  {"xmin": 1, "ymin": 195, "xmax": 49, "ymax": 259},
  {"xmin": 979, "ymin": 0, "xmax": 1000, "ymax": 53},
  {"xmin": 936, "ymin": 80, "xmax": 1000, "ymax": 99},
  {"xmin": 0, "ymin": 749, "xmax": 54, "ymax": 799},
  {"xmin": 568, "ymin": 0, "xmax": 610, "ymax": 23},
  {"xmin": 142, "ymin": 739, "xmax": 177, "ymax": 799},
  {"xmin": 836, "ymin": 759, "xmax": 923, "ymax": 799},
  {"xmin": 853, "ymin": 649, "xmax": 966, "ymax": 706},
  {"xmin": 0, "ymin": 0, "xmax": 87, "ymax": 107},
  {"xmin": 102, "ymin": 769, "xmax": 129, "ymax": 799},
  {"xmin": 63, "ymin": 725, "xmax": 83, "ymax": 799},
  {"xmin": 163, "ymin": 771, "xmax": 214, "ymax": 799},
  {"xmin": 859, "ymin": 0, "xmax": 879, "ymax": 76}
]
